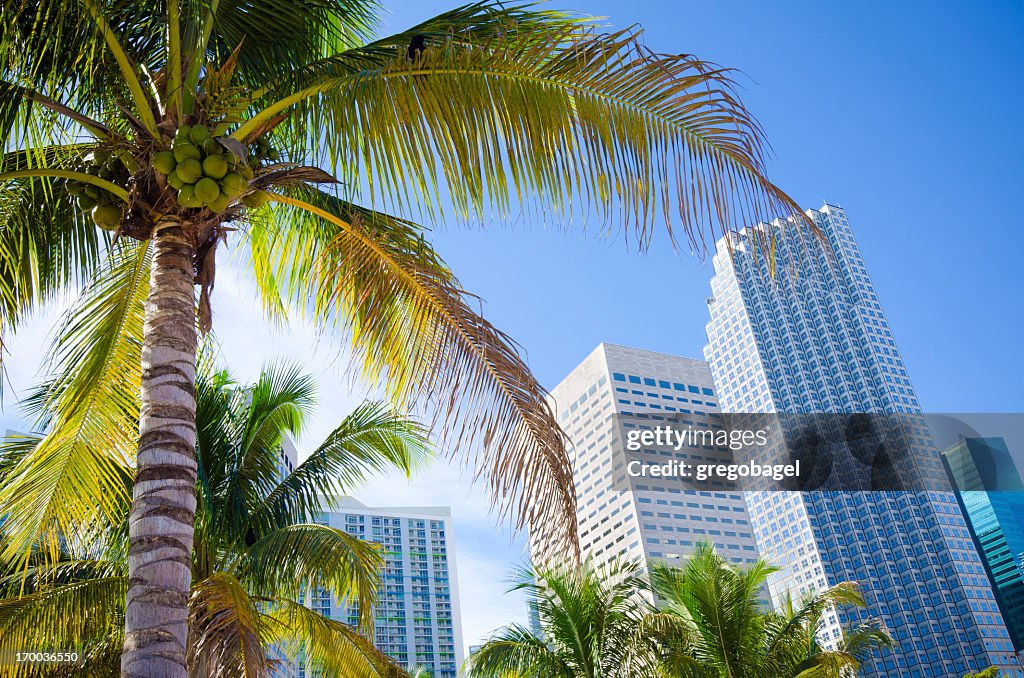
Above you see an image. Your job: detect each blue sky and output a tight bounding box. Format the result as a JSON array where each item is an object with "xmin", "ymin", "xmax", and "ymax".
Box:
[{"xmin": 3, "ymin": 0, "xmax": 1023, "ymax": 656}]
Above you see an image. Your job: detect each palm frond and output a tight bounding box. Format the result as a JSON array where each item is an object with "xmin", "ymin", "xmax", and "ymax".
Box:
[
  {"xmin": 1, "ymin": 0, "xmax": 165, "ymax": 138},
  {"xmin": 188, "ymin": 572, "xmax": 268, "ymax": 678},
  {"xmin": 0, "ymin": 573, "xmax": 126, "ymax": 677},
  {"xmin": 0, "ymin": 168, "xmax": 105, "ymax": 359},
  {"xmin": 250, "ymin": 188, "xmax": 578, "ymax": 552},
  {"xmin": 185, "ymin": 0, "xmax": 382, "ymax": 103},
  {"xmin": 470, "ymin": 624, "xmax": 573, "ymax": 678},
  {"xmin": 253, "ymin": 401, "xmax": 431, "ymax": 532},
  {"xmin": 236, "ymin": 523, "xmax": 381, "ymax": 632},
  {"xmin": 261, "ymin": 598, "xmax": 407, "ymax": 678},
  {"xmin": 0, "ymin": 241, "xmax": 148, "ymax": 564},
  {"xmin": 478, "ymin": 559, "xmax": 662, "ymax": 676},
  {"xmin": 246, "ymin": 10, "xmax": 812, "ymax": 251}
]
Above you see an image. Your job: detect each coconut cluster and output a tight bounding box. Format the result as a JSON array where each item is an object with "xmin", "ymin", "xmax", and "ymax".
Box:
[
  {"xmin": 66, "ymin": 149, "xmax": 127, "ymax": 231},
  {"xmin": 153, "ymin": 124, "xmax": 267, "ymax": 212}
]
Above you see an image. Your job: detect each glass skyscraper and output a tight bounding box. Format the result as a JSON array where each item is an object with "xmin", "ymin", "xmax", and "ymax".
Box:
[
  {"xmin": 942, "ymin": 437, "xmax": 1024, "ymax": 651},
  {"xmin": 703, "ymin": 204, "xmax": 1020, "ymax": 676}
]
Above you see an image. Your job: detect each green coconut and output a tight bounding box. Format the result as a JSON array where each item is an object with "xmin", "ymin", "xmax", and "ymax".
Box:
[
  {"xmin": 208, "ymin": 193, "xmax": 232, "ymax": 213},
  {"xmin": 189, "ymin": 124, "xmax": 210, "ymax": 144},
  {"xmin": 220, "ymin": 173, "xmax": 247, "ymax": 197},
  {"xmin": 176, "ymin": 124, "xmax": 193, "ymax": 139},
  {"xmin": 194, "ymin": 177, "xmax": 220, "ymax": 203},
  {"xmin": 176, "ymin": 158, "xmax": 203, "ymax": 184},
  {"xmin": 177, "ymin": 184, "xmax": 198, "ymax": 208},
  {"xmin": 203, "ymin": 138, "xmax": 222, "ymax": 155},
  {"xmin": 77, "ymin": 194, "xmax": 98, "ymax": 211},
  {"xmin": 153, "ymin": 151, "xmax": 177, "ymax": 175},
  {"xmin": 167, "ymin": 171, "xmax": 186, "ymax": 189},
  {"xmin": 173, "ymin": 143, "xmax": 201, "ymax": 163},
  {"xmin": 242, "ymin": 190, "xmax": 270, "ymax": 208},
  {"xmin": 91, "ymin": 204, "xmax": 121, "ymax": 231},
  {"xmin": 202, "ymin": 154, "xmax": 229, "ymax": 180},
  {"xmin": 84, "ymin": 185, "xmax": 100, "ymax": 199}
]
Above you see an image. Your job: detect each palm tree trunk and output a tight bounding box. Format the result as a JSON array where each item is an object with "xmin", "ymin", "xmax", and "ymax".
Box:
[{"xmin": 122, "ymin": 217, "xmax": 198, "ymax": 678}]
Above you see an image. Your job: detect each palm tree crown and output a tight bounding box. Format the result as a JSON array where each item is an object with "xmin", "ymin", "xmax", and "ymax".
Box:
[
  {"xmin": 470, "ymin": 559, "xmax": 663, "ymax": 678},
  {"xmin": 472, "ymin": 544, "xmax": 893, "ymax": 678},
  {"xmin": 0, "ymin": 361, "xmax": 429, "ymax": 677},
  {"xmin": 647, "ymin": 543, "xmax": 894, "ymax": 678}
]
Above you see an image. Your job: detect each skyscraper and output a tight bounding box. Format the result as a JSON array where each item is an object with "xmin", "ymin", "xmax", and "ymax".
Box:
[
  {"xmin": 942, "ymin": 437, "xmax": 1024, "ymax": 651},
  {"xmin": 299, "ymin": 498, "xmax": 464, "ymax": 678},
  {"xmin": 703, "ymin": 203, "xmax": 1020, "ymax": 676},
  {"xmin": 531, "ymin": 343, "xmax": 763, "ymax": 602}
]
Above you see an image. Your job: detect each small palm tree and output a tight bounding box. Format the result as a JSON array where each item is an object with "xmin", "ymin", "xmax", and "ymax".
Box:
[
  {"xmin": 647, "ymin": 543, "xmax": 893, "ymax": 678},
  {"xmin": 469, "ymin": 559, "xmax": 662, "ymax": 678},
  {"xmin": 0, "ymin": 361, "xmax": 429, "ymax": 676}
]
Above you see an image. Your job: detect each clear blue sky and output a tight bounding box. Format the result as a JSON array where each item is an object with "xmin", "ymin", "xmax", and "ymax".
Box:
[{"xmin": 383, "ymin": 0, "xmax": 1024, "ymax": 412}]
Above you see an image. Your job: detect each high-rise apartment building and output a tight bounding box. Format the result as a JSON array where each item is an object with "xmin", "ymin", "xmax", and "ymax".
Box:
[
  {"xmin": 297, "ymin": 498, "xmax": 464, "ymax": 678},
  {"xmin": 942, "ymin": 437, "xmax": 1024, "ymax": 651},
  {"xmin": 703, "ymin": 203, "xmax": 1020, "ymax": 676},
  {"xmin": 531, "ymin": 344, "xmax": 763, "ymax": 601}
]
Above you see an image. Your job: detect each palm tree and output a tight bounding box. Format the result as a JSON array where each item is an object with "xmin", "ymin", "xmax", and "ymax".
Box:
[
  {"xmin": 469, "ymin": 559, "xmax": 663, "ymax": 678},
  {"xmin": 0, "ymin": 361, "xmax": 429, "ymax": 676},
  {"xmin": 647, "ymin": 543, "xmax": 893, "ymax": 678},
  {"xmin": 0, "ymin": 0, "xmax": 811, "ymax": 674}
]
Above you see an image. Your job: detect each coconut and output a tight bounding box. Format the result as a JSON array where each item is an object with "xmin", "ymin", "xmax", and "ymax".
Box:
[
  {"xmin": 189, "ymin": 124, "xmax": 210, "ymax": 144},
  {"xmin": 174, "ymin": 143, "xmax": 201, "ymax": 163},
  {"xmin": 195, "ymin": 177, "xmax": 221, "ymax": 204},
  {"xmin": 77, "ymin": 195, "xmax": 98, "ymax": 211},
  {"xmin": 153, "ymin": 151, "xmax": 177, "ymax": 175},
  {"xmin": 208, "ymin": 193, "xmax": 232, "ymax": 213},
  {"xmin": 203, "ymin": 138, "xmax": 222, "ymax": 155},
  {"xmin": 168, "ymin": 171, "xmax": 186, "ymax": 190},
  {"xmin": 176, "ymin": 158, "xmax": 203, "ymax": 184},
  {"xmin": 202, "ymin": 154, "xmax": 229, "ymax": 180},
  {"xmin": 92, "ymin": 204, "xmax": 121, "ymax": 231},
  {"xmin": 177, "ymin": 184, "xmax": 197, "ymax": 208},
  {"xmin": 242, "ymin": 190, "xmax": 270, "ymax": 208},
  {"xmin": 220, "ymin": 173, "xmax": 247, "ymax": 197}
]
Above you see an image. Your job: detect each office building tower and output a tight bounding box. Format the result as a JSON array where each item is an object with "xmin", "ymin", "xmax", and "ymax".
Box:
[
  {"xmin": 703, "ymin": 202, "xmax": 1020, "ymax": 676},
  {"xmin": 530, "ymin": 343, "xmax": 763, "ymax": 602},
  {"xmin": 942, "ymin": 437, "xmax": 1024, "ymax": 651},
  {"xmin": 299, "ymin": 498, "xmax": 464, "ymax": 678}
]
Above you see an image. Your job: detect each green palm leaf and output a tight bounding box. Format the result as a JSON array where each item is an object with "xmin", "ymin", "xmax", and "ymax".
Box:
[
  {"xmin": 188, "ymin": 572, "xmax": 268, "ymax": 677},
  {"xmin": 261, "ymin": 598, "xmax": 407, "ymax": 678},
  {"xmin": 247, "ymin": 10, "xmax": 808, "ymax": 249},
  {"xmin": 253, "ymin": 400, "xmax": 431, "ymax": 532},
  {"xmin": 236, "ymin": 523, "xmax": 381, "ymax": 632},
  {"xmin": 0, "ymin": 241, "xmax": 148, "ymax": 563}
]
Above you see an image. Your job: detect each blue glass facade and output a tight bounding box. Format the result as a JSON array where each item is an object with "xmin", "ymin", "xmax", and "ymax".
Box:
[
  {"xmin": 942, "ymin": 437, "xmax": 1024, "ymax": 651},
  {"xmin": 703, "ymin": 204, "xmax": 1021, "ymax": 677}
]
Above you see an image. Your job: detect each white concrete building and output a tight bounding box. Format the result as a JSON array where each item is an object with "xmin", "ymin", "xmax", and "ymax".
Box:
[
  {"xmin": 530, "ymin": 343, "xmax": 763, "ymax": 602},
  {"xmin": 299, "ymin": 498, "xmax": 465, "ymax": 678}
]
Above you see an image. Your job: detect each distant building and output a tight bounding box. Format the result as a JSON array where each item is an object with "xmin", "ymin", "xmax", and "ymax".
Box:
[
  {"xmin": 530, "ymin": 344, "xmax": 764, "ymax": 603},
  {"xmin": 299, "ymin": 498, "xmax": 464, "ymax": 678},
  {"xmin": 942, "ymin": 437, "xmax": 1024, "ymax": 651},
  {"xmin": 703, "ymin": 202, "xmax": 1020, "ymax": 676},
  {"xmin": 277, "ymin": 436, "xmax": 297, "ymax": 480}
]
